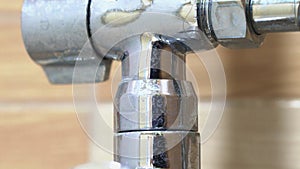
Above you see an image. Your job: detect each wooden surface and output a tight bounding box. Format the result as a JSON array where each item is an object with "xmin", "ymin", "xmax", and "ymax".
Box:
[
  {"xmin": 202, "ymin": 99, "xmax": 300, "ymax": 169},
  {"xmin": 1, "ymin": 1, "xmax": 300, "ymax": 169},
  {"xmin": 0, "ymin": 111, "xmax": 88, "ymax": 169}
]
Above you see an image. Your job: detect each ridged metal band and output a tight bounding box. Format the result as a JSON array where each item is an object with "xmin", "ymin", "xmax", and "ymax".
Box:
[
  {"xmin": 114, "ymin": 79, "xmax": 198, "ymax": 132},
  {"xmin": 114, "ymin": 131, "xmax": 200, "ymax": 169},
  {"xmin": 197, "ymin": 0, "xmax": 218, "ymax": 46}
]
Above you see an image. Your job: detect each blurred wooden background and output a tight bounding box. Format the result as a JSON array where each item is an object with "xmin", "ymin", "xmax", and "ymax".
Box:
[{"xmin": 1, "ymin": 1, "xmax": 300, "ymax": 169}]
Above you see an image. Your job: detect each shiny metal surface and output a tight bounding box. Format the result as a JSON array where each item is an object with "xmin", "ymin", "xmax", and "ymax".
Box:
[
  {"xmin": 115, "ymin": 131, "xmax": 200, "ymax": 169},
  {"xmin": 251, "ymin": 0, "xmax": 300, "ymax": 34},
  {"xmin": 21, "ymin": 1, "xmax": 300, "ymax": 169},
  {"xmin": 197, "ymin": 0, "xmax": 300, "ymax": 48},
  {"xmin": 22, "ymin": 0, "xmax": 300, "ymax": 84},
  {"xmin": 113, "ymin": 33, "xmax": 200, "ymax": 168},
  {"xmin": 89, "ymin": 0, "xmax": 212, "ymax": 56},
  {"xmin": 114, "ymin": 33, "xmax": 197, "ymax": 132},
  {"xmin": 197, "ymin": 0, "xmax": 218, "ymax": 46},
  {"xmin": 114, "ymin": 33, "xmax": 188, "ymax": 81},
  {"xmin": 21, "ymin": 0, "xmax": 112, "ymax": 84},
  {"xmin": 21, "ymin": 0, "xmax": 214, "ymax": 84},
  {"xmin": 115, "ymin": 79, "xmax": 198, "ymax": 132},
  {"xmin": 198, "ymin": 0, "xmax": 265, "ymax": 48}
]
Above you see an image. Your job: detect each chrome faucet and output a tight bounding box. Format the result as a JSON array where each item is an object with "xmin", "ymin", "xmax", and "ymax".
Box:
[{"xmin": 21, "ymin": 0, "xmax": 300, "ymax": 168}]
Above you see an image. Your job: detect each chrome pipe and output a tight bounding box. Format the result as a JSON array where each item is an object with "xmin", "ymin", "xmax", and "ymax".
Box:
[
  {"xmin": 250, "ymin": 0, "xmax": 300, "ymax": 34},
  {"xmin": 114, "ymin": 33, "xmax": 200, "ymax": 169}
]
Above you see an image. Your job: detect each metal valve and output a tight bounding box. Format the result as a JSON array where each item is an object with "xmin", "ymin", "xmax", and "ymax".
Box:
[
  {"xmin": 22, "ymin": 0, "xmax": 300, "ymax": 84},
  {"xmin": 21, "ymin": 0, "xmax": 300, "ymax": 169},
  {"xmin": 199, "ymin": 0, "xmax": 300, "ymax": 48}
]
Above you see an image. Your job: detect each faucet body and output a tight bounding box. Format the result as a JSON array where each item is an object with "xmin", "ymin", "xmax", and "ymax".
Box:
[{"xmin": 21, "ymin": 0, "xmax": 300, "ymax": 168}]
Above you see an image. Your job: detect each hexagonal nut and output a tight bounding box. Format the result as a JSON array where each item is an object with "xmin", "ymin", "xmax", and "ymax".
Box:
[
  {"xmin": 114, "ymin": 80, "xmax": 198, "ymax": 132},
  {"xmin": 117, "ymin": 93, "xmax": 198, "ymax": 131},
  {"xmin": 210, "ymin": 0, "xmax": 265, "ymax": 48}
]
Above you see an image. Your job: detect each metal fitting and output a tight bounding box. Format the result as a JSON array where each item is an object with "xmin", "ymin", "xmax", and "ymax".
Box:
[
  {"xmin": 115, "ymin": 131, "xmax": 200, "ymax": 169},
  {"xmin": 21, "ymin": 0, "xmax": 113, "ymax": 84},
  {"xmin": 22, "ymin": 0, "xmax": 300, "ymax": 83},
  {"xmin": 197, "ymin": 0, "xmax": 300, "ymax": 48},
  {"xmin": 115, "ymin": 79, "xmax": 198, "ymax": 132},
  {"xmin": 22, "ymin": 0, "xmax": 212, "ymax": 84},
  {"xmin": 21, "ymin": 1, "xmax": 300, "ymax": 169},
  {"xmin": 198, "ymin": 0, "xmax": 265, "ymax": 48},
  {"xmin": 114, "ymin": 33, "xmax": 198, "ymax": 133},
  {"xmin": 22, "ymin": 1, "xmax": 202, "ymax": 168},
  {"xmin": 113, "ymin": 33, "xmax": 200, "ymax": 169},
  {"xmin": 250, "ymin": 0, "xmax": 300, "ymax": 34}
]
